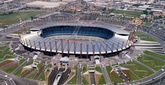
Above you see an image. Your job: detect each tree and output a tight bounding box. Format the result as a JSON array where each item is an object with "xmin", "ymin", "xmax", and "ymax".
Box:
[{"xmin": 143, "ymin": 10, "xmax": 148, "ymax": 15}]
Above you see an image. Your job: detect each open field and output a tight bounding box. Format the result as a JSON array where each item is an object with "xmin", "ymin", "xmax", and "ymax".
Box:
[
  {"xmin": 112, "ymin": 10, "xmax": 143, "ymax": 17},
  {"xmin": 135, "ymin": 32, "xmax": 156, "ymax": 42},
  {"xmin": 0, "ymin": 11, "xmax": 43, "ymax": 26},
  {"xmin": 68, "ymin": 68, "xmax": 77, "ymax": 84},
  {"xmin": 144, "ymin": 50, "xmax": 165, "ymax": 60},
  {"xmin": 120, "ymin": 61, "xmax": 154, "ymax": 79},
  {"xmin": 137, "ymin": 55, "xmax": 165, "ymax": 70}
]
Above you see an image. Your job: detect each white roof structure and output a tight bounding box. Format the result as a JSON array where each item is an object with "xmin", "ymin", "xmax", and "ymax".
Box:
[{"xmin": 26, "ymin": 1, "xmax": 67, "ymax": 9}]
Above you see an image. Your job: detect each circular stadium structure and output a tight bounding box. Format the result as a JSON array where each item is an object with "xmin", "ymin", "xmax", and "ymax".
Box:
[{"xmin": 20, "ymin": 23, "xmax": 132, "ymax": 57}]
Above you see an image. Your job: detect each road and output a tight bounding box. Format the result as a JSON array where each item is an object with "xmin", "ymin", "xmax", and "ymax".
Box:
[
  {"xmin": 77, "ymin": 64, "xmax": 82, "ymax": 85},
  {"xmin": 101, "ymin": 65, "xmax": 112, "ymax": 85},
  {"xmin": 21, "ymin": 68, "xmax": 35, "ymax": 78},
  {"xmin": 89, "ymin": 72, "xmax": 96, "ymax": 85},
  {"xmin": 128, "ymin": 66, "xmax": 165, "ymax": 85},
  {"xmin": 0, "ymin": 61, "xmax": 18, "ymax": 70},
  {"xmin": 11, "ymin": 60, "xmax": 28, "ymax": 74},
  {"xmin": 33, "ymin": 65, "xmax": 45, "ymax": 80}
]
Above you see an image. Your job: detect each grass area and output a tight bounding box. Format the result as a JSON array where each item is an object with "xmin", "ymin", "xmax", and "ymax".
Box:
[
  {"xmin": 83, "ymin": 66, "xmax": 87, "ymax": 73},
  {"xmin": 47, "ymin": 64, "xmax": 52, "ymax": 68},
  {"xmin": 111, "ymin": 10, "xmax": 143, "ymax": 17},
  {"xmin": 106, "ymin": 66, "xmax": 123, "ymax": 84},
  {"xmin": 68, "ymin": 68, "xmax": 77, "ymax": 84},
  {"xmin": 129, "ymin": 71, "xmax": 139, "ymax": 80},
  {"xmin": 82, "ymin": 66, "xmax": 89, "ymax": 85},
  {"xmin": 82, "ymin": 76, "xmax": 89, "ymax": 85},
  {"xmin": 0, "ymin": 11, "xmax": 43, "ymax": 26},
  {"xmin": 0, "ymin": 42, "xmax": 16, "ymax": 60},
  {"xmin": 3, "ymin": 59, "xmax": 26, "ymax": 73},
  {"xmin": 13, "ymin": 28, "xmax": 29, "ymax": 34},
  {"xmin": 120, "ymin": 61, "xmax": 154, "ymax": 79},
  {"xmin": 0, "ymin": 61, "xmax": 6, "ymax": 67},
  {"xmin": 144, "ymin": 50, "xmax": 165, "ymax": 60},
  {"xmin": 27, "ymin": 70, "xmax": 37, "ymax": 79},
  {"xmin": 25, "ymin": 60, "xmax": 33, "ymax": 66},
  {"xmin": 37, "ymin": 71, "xmax": 45, "ymax": 81},
  {"xmin": 14, "ymin": 68, "xmax": 22, "ymax": 76},
  {"xmin": 37, "ymin": 63, "xmax": 44, "ymax": 69},
  {"xmin": 137, "ymin": 55, "xmax": 165, "ymax": 70},
  {"xmin": 98, "ymin": 75, "xmax": 106, "ymax": 84},
  {"xmin": 135, "ymin": 32, "xmax": 156, "ymax": 42},
  {"xmin": 3, "ymin": 65, "xmax": 17, "ymax": 73},
  {"xmin": 14, "ymin": 60, "xmax": 33, "ymax": 76},
  {"xmin": 145, "ymin": 22, "xmax": 152, "ymax": 26},
  {"xmin": 95, "ymin": 66, "xmax": 102, "ymax": 73}
]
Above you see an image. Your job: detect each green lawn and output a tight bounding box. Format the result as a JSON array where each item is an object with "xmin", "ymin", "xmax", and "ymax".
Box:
[
  {"xmin": 145, "ymin": 22, "xmax": 152, "ymax": 26},
  {"xmin": 25, "ymin": 60, "xmax": 33, "ymax": 66},
  {"xmin": 83, "ymin": 66, "xmax": 87, "ymax": 73},
  {"xmin": 37, "ymin": 71, "xmax": 45, "ymax": 81},
  {"xmin": 37, "ymin": 63, "xmax": 44, "ymax": 69},
  {"xmin": 112, "ymin": 10, "xmax": 143, "ymax": 17},
  {"xmin": 144, "ymin": 50, "xmax": 165, "ymax": 60},
  {"xmin": 98, "ymin": 75, "xmax": 106, "ymax": 84},
  {"xmin": 106, "ymin": 66, "xmax": 123, "ymax": 84},
  {"xmin": 3, "ymin": 65, "xmax": 17, "ymax": 73},
  {"xmin": 82, "ymin": 76, "xmax": 89, "ymax": 85},
  {"xmin": 27, "ymin": 70, "xmax": 37, "ymax": 79},
  {"xmin": 14, "ymin": 60, "xmax": 33, "ymax": 76},
  {"xmin": 14, "ymin": 68, "xmax": 22, "ymax": 76},
  {"xmin": 135, "ymin": 32, "xmax": 156, "ymax": 42},
  {"xmin": 137, "ymin": 55, "xmax": 165, "ymax": 70},
  {"xmin": 3, "ymin": 59, "xmax": 26, "ymax": 73},
  {"xmin": 120, "ymin": 61, "xmax": 153, "ymax": 79},
  {"xmin": 129, "ymin": 71, "xmax": 139, "ymax": 80},
  {"xmin": 0, "ymin": 11, "xmax": 43, "ymax": 26},
  {"xmin": 95, "ymin": 66, "xmax": 102, "ymax": 73},
  {"xmin": 47, "ymin": 64, "xmax": 52, "ymax": 68},
  {"xmin": 68, "ymin": 69, "xmax": 77, "ymax": 84}
]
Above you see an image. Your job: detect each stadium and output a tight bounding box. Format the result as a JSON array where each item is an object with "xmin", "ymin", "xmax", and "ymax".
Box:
[{"xmin": 20, "ymin": 22, "xmax": 132, "ymax": 58}]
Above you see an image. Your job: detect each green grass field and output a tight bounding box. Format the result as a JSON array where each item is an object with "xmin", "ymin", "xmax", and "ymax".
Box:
[
  {"xmin": 135, "ymin": 32, "xmax": 156, "ymax": 42},
  {"xmin": 144, "ymin": 50, "xmax": 165, "ymax": 60},
  {"xmin": 98, "ymin": 75, "xmax": 106, "ymax": 84},
  {"xmin": 68, "ymin": 69, "xmax": 77, "ymax": 84},
  {"xmin": 120, "ymin": 61, "xmax": 153, "ymax": 79},
  {"xmin": 0, "ymin": 11, "xmax": 43, "ymax": 26},
  {"xmin": 144, "ymin": 22, "xmax": 152, "ymax": 26},
  {"xmin": 37, "ymin": 71, "xmax": 45, "ymax": 81},
  {"xmin": 95, "ymin": 66, "xmax": 102, "ymax": 73},
  {"xmin": 27, "ymin": 70, "xmax": 37, "ymax": 79},
  {"xmin": 3, "ymin": 59, "xmax": 25, "ymax": 73},
  {"xmin": 111, "ymin": 10, "xmax": 143, "ymax": 17},
  {"xmin": 137, "ymin": 55, "xmax": 165, "ymax": 71},
  {"xmin": 14, "ymin": 60, "xmax": 33, "ymax": 76}
]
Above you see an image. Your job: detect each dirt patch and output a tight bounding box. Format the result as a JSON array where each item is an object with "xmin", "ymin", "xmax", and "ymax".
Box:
[
  {"xmin": 95, "ymin": 73, "xmax": 102, "ymax": 84},
  {"xmin": 0, "ymin": 60, "xmax": 15, "ymax": 67},
  {"xmin": 21, "ymin": 68, "xmax": 31, "ymax": 75},
  {"xmin": 83, "ymin": 73, "xmax": 90, "ymax": 84}
]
